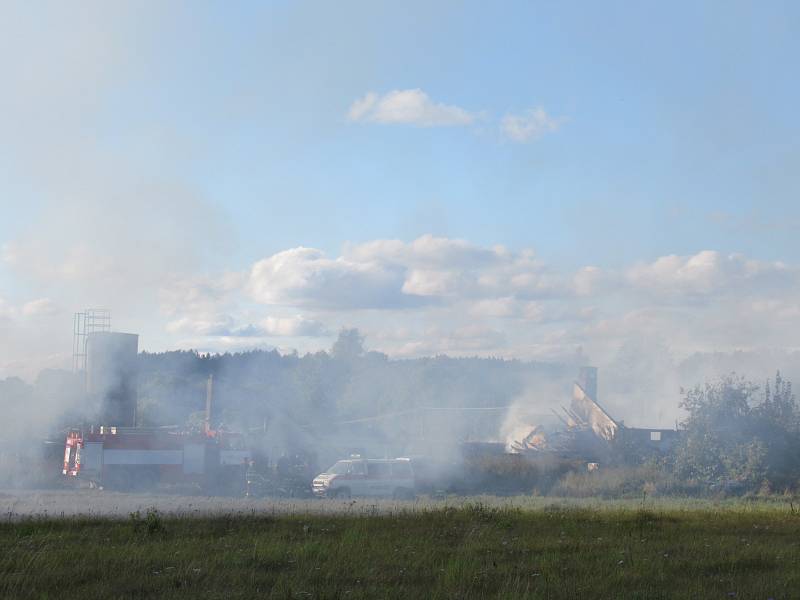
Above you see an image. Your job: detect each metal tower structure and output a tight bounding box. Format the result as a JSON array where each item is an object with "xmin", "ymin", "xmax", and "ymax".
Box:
[{"xmin": 72, "ymin": 309, "xmax": 111, "ymax": 373}]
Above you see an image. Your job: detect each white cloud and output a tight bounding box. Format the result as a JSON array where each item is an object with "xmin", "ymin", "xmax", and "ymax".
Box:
[
  {"xmin": 347, "ymin": 89, "xmax": 475, "ymax": 127},
  {"xmin": 166, "ymin": 315, "xmax": 240, "ymax": 337},
  {"xmin": 21, "ymin": 298, "xmax": 58, "ymax": 317},
  {"xmin": 501, "ymin": 107, "xmax": 564, "ymax": 142},
  {"xmin": 249, "ymin": 247, "xmax": 410, "ymax": 309},
  {"xmin": 348, "ymin": 92, "xmax": 569, "ymax": 143},
  {"xmin": 247, "ymin": 236, "xmax": 570, "ymax": 310},
  {"xmin": 626, "ymin": 251, "xmax": 793, "ymax": 296},
  {"xmin": 469, "ymin": 297, "xmax": 544, "ymax": 320},
  {"xmin": 573, "ymin": 266, "xmax": 605, "ymax": 296},
  {"xmin": 345, "ymin": 234, "xmax": 502, "ymax": 268},
  {"xmin": 8, "ymin": 195, "xmax": 800, "ymax": 385},
  {"xmin": 401, "ymin": 269, "xmax": 463, "ymax": 297},
  {"xmin": 260, "ymin": 316, "xmax": 328, "ymax": 337},
  {"xmin": 166, "ymin": 314, "xmax": 327, "ymax": 338}
]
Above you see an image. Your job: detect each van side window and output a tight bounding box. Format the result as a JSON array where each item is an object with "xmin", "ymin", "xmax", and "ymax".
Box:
[
  {"xmin": 367, "ymin": 462, "xmax": 391, "ymax": 478},
  {"xmin": 350, "ymin": 461, "xmax": 366, "ymax": 476},
  {"xmin": 391, "ymin": 462, "xmax": 412, "ymax": 478}
]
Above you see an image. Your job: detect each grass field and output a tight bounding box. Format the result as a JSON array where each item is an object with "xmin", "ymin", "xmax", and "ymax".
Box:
[{"xmin": 3, "ymin": 501, "xmax": 800, "ymax": 599}]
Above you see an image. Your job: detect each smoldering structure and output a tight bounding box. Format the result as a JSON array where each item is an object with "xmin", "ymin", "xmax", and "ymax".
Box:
[{"xmin": 505, "ymin": 367, "xmax": 681, "ymax": 461}]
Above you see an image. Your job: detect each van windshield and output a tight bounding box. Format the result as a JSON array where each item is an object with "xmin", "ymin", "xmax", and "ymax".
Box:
[{"xmin": 327, "ymin": 461, "xmax": 350, "ymax": 475}]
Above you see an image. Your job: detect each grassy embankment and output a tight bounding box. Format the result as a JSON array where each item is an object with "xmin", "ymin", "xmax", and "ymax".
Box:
[{"xmin": 3, "ymin": 502, "xmax": 800, "ymax": 599}]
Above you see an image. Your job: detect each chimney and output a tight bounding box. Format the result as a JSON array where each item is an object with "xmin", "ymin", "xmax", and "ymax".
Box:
[
  {"xmin": 205, "ymin": 374, "xmax": 213, "ymax": 434},
  {"xmin": 577, "ymin": 366, "xmax": 598, "ymax": 400}
]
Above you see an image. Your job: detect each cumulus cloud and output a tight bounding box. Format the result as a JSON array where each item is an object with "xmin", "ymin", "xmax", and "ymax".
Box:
[
  {"xmin": 348, "ymin": 92, "xmax": 568, "ymax": 143},
  {"xmin": 348, "ymin": 89, "xmax": 476, "ymax": 127},
  {"xmin": 247, "ymin": 236, "xmax": 569, "ymax": 310},
  {"xmin": 344, "ymin": 234, "xmax": 501, "ymax": 268},
  {"xmin": 7, "ymin": 192, "xmax": 800, "ymax": 393},
  {"xmin": 401, "ymin": 269, "xmax": 462, "ymax": 297},
  {"xmin": 248, "ymin": 247, "xmax": 411, "ymax": 309},
  {"xmin": 259, "ymin": 316, "xmax": 328, "ymax": 337},
  {"xmin": 501, "ymin": 107, "xmax": 564, "ymax": 142},
  {"xmin": 626, "ymin": 251, "xmax": 794, "ymax": 297},
  {"xmin": 166, "ymin": 314, "xmax": 327, "ymax": 338}
]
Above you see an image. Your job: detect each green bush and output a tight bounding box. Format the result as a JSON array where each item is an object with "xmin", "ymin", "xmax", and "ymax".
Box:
[
  {"xmin": 675, "ymin": 372, "xmax": 800, "ymax": 493},
  {"xmin": 550, "ymin": 465, "xmax": 706, "ymax": 498},
  {"xmin": 451, "ymin": 455, "xmax": 577, "ymax": 494}
]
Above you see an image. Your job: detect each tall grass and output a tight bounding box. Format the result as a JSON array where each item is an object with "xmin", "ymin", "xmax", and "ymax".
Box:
[
  {"xmin": 550, "ymin": 465, "xmax": 708, "ymax": 498},
  {"xmin": 3, "ymin": 502, "xmax": 800, "ymax": 599}
]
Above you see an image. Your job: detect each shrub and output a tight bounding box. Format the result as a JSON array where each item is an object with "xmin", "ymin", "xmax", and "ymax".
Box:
[{"xmin": 550, "ymin": 465, "xmax": 705, "ymax": 499}]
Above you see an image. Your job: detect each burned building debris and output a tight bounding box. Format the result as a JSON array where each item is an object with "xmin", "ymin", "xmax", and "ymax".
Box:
[
  {"xmin": 616, "ymin": 427, "xmax": 681, "ymax": 454},
  {"xmin": 506, "ymin": 366, "xmax": 680, "ymax": 465},
  {"xmin": 571, "ymin": 367, "xmax": 618, "ymax": 442}
]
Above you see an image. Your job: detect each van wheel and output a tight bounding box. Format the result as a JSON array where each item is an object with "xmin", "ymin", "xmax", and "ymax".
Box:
[{"xmin": 333, "ymin": 487, "xmax": 351, "ymax": 499}]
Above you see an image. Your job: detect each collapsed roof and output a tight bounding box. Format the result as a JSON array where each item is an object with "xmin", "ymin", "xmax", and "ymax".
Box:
[{"xmin": 508, "ymin": 367, "xmax": 619, "ymax": 457}]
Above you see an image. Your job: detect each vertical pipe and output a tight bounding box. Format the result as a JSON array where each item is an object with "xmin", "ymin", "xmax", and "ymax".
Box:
[{"xmin": 205, "ymin": 374, "xmax": 213, "ymax": 434}]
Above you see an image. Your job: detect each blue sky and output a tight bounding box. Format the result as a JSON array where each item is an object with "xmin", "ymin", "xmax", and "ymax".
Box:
[{"xmin": 1, "ymin": 1, "xmax": 800, "ymax": 387}]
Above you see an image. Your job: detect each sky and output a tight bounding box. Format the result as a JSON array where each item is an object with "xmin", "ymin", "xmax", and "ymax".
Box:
[{"xmin": 1, "ymin": 0, "xmax": 800, "ymax": 387}]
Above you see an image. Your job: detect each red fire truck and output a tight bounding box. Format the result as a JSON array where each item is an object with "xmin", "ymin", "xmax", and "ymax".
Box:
[{"xmin": 63, "ymin": 426, "xmax": 251, "ymax": 492}]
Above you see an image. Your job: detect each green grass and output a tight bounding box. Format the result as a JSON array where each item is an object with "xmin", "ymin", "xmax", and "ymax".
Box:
[{"xmin": 3, "ymin": 502, "xmax": 800, "ymax": 599}]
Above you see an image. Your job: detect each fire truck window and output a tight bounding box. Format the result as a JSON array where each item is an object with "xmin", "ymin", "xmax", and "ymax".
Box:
[
  {"xmin": 367, "ymin": 462, "xmax": 391, "ymax": 478},
  {"xmin": 350, "ymin": 461, "xmax": 367, "ymax": 476}
]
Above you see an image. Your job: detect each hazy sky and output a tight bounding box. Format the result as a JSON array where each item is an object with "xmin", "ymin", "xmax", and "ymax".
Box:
[{"xmin": 1, "ymin": 1, "xmax": 799, "ymax": 379}]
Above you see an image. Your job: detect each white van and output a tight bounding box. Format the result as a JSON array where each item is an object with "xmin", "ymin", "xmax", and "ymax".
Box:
[{"xmin": 312, "ymin": 458, "xmax": 415, "ymax": 499}]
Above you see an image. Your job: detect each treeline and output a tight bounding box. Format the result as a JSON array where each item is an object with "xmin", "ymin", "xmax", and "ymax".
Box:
[
  {"xmin": 1, "ymin": 330, "xmax": 576, "ymax": 453},
  {"xmin": 135, "ymin": 330, "xmax": 575, "ymax": 452}
]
